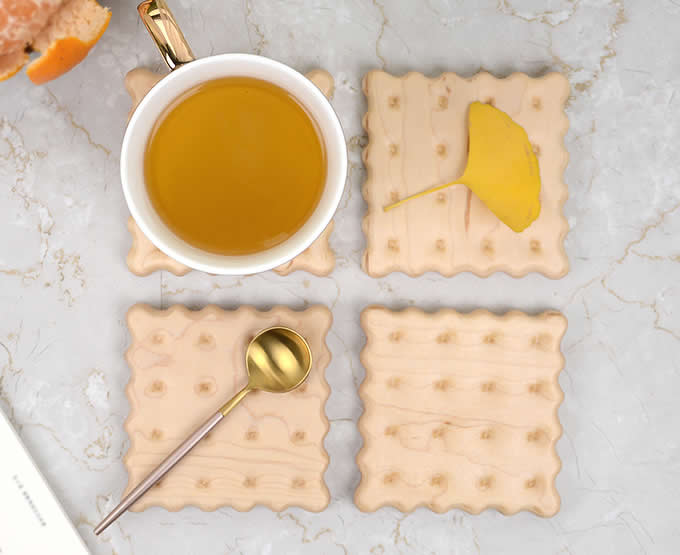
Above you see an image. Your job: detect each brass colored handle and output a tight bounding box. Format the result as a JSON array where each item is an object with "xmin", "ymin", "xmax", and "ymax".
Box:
[
  {"xmin": 137, "ymin": 0, "xmax": 195, "ymax": 70},
  {"xmin": 218, "ymin": 385, "xmax": 251, "ymax": 417}
]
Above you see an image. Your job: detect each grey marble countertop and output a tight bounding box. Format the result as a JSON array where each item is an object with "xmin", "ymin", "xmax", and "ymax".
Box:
[{"xmin": 1, "ymin": 1, "xmax": 679, "ymax": 553}]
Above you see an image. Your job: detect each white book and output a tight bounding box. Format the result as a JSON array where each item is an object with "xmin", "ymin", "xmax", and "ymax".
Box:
[{"xmin": 0, "ymin": 408, "xmax": 90, "ymax": 555}]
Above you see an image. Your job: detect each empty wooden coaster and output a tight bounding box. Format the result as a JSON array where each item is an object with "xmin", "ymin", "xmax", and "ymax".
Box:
[
  {"xmin": 124, "ymin": 68, "xmax": 336, "ymax": 277},
  {"xmin": 356, "ymin": 306, "xmax": 566, "ymax": 516}
]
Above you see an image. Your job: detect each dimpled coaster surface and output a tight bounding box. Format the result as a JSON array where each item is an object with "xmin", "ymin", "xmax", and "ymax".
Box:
[
  {"xmin": 124, "ymin": 68, "xmax": 336, "ymax": 277},
  {"xmin": 361, "ymin": 71, "xmax": 570, "ymax": 278},
  {"xmin": 356, "ymin": 306, "xmax": 567, "ymax": 516},
  {"xmin": 123, "ymin": 304, "xmax": 332, "ymax": 512}
]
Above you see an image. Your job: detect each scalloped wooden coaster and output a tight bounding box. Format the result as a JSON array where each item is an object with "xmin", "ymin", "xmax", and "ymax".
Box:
[
  {"xmin": 123, "ymin": 304, "xmax": 332, "ymax": 512},
  {"xmin": 124, "ymin": 68, "xmax": 336, "ymax": 277},
  {"xmin": 356, "ymin": 306, "xmax": 566, "ymax": 516},
  {"xmin": 361, "ymin": 71, "xmax": 570, "ymax": 278}
]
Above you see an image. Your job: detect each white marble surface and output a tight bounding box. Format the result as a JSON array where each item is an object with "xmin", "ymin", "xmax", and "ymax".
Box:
[{"xmin": 1, "ymin": 0, "xmax": 679, "ymax": 553}]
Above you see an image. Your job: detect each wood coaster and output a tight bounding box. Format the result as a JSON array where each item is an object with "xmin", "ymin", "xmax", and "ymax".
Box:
[
  {"xmin": 123, "ymin": 303, "xmax": 332, "ymax": 511},
  {"xmin": 356, "ymin": 306, "xmax": 566, "ymax": 516},
  {"xmin": 361, "ymin": 71, "xmax": 569, "ymax": 278}
]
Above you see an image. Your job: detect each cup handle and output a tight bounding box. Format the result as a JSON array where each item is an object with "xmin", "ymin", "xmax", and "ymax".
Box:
[{"xmin": 137, "ymin": 0, "xmax": 195, "ymax": 70}]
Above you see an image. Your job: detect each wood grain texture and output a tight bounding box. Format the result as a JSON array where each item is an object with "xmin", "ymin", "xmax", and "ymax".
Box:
[
  {"xmin": 123, "ymin": 304, "xmax": 332, "ymax": 512},
  {"xmin": 356, "ymin": 306, "xmax": 566, "ymax": 516},
  {"xmin": 124, "ymin": 67, "xmax": 336, "ymax": 277},
  {"xmin": 361, "ymin": 71, "xmax": 570, "ymax": 278},
  {"xmin": 126, "ymin": 216, "xmax": 191, "ymax": 277}
]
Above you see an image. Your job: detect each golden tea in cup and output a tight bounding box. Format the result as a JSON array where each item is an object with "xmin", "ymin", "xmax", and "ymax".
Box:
[{"xmin": 143, "ymin": 76, "xmax": 327, "ymax": 255}]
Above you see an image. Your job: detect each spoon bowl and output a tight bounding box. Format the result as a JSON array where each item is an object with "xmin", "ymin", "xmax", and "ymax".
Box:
[{"xmin": 245, "ymin": 327, "xmax": 313, "ymax": 393}]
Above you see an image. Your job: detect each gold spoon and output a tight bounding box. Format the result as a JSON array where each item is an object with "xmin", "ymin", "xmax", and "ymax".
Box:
[{"xmin": 94, "ymin": 326, "xmax": 312, "ymax": 536}]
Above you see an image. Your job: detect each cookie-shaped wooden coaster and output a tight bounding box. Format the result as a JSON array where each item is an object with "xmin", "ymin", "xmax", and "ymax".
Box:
[
  {"xmin": 124, "ymin": 68, "xmax": 336, "ymax": 277},
  {"xmin": 356, "ymin": 306, "xmax": 566, "ymax": 516},
  {"xmin": 123, "ymin": 304, "xmax": 332, "ymax": 512},
  {"xmin": 361, "ymin": 71, "xmax": 569, "ymax": 278}
]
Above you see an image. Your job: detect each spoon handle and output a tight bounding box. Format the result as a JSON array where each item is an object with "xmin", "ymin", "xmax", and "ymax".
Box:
[
  {"xmin": 94, "ymin": 410, "xmax": 223, "ymax": 535},
  {"xmin": 94, "ymin": 387, "xmax": 252, "ymax": 536}
]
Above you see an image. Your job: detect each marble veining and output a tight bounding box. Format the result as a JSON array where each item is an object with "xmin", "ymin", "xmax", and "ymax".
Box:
[{"xmin": 1, "ymin": 1, "xmax": 679, "ymax": 553}]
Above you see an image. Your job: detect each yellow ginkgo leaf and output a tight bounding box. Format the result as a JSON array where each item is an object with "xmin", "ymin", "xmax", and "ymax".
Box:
[{"xmin": 384, "ymin": 101, "xmax": 541, "ymax": 233}]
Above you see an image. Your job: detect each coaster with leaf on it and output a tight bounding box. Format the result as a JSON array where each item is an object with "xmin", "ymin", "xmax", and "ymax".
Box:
[{"xmin": 361, "ymin": 70, "xmax": 570, "ymax": 278}]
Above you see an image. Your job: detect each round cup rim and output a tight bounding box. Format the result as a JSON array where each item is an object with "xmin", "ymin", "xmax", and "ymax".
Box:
[{"xmin": 121, "ymin": 53, "xmax": 347, "ymax": 275}]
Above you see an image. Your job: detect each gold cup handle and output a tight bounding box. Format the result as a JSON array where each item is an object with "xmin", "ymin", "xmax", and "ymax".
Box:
[{"xmin": 138, "ymin": 0, "xmax": 195, "ymax": 70}]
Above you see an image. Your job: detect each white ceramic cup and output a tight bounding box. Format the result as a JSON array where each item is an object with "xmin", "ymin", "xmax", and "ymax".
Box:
[{"xmin": 122, "ymin": 1, "xmax": 347, "ymax": 275}]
